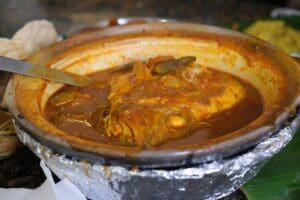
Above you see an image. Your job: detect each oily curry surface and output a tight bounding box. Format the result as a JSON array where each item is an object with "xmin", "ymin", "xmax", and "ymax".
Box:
[{"xmin": 45, "ymin": 56, "xmax": 263, "ymax": 148}]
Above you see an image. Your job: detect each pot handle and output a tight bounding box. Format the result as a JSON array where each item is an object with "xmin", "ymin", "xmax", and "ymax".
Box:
[{"xmin": 0, "ymin": 71, "xmax": 12, "ymax": 110}]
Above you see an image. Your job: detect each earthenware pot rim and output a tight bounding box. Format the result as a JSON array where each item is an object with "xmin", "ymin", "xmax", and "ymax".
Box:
[{"xmin": 8, "ymin": 21, "xmax": 300, "ymax": 168}]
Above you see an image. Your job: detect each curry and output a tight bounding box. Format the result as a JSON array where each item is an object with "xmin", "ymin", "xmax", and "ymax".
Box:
[{"xmin": 45, "ymin": 56, "xmax": 263, "ymax": 148}]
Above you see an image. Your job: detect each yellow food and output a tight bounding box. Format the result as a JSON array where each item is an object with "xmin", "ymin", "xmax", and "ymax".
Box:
[{"xmin": 245, "ymin": 20, "xmax": 300, "ymax": 54}]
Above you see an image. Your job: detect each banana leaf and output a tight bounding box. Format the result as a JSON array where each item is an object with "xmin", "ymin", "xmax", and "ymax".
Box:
[{"xmin": 242, "ymin": 128, "xmax": 300, "ymax": 200}]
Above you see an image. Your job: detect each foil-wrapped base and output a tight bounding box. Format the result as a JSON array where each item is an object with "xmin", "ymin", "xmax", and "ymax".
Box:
[{"xmin": 15, "ymin": 115, "xmax": 299, "ymax": 200}]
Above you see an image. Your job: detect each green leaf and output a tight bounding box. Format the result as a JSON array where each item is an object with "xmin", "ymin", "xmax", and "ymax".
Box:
[{"xmin": 242, "ymin": 128, "xmax": 300, "ymax": 200}]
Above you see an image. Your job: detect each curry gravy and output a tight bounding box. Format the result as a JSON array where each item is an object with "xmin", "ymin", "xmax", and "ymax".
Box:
[{"xmin": 45, "ymin": 58, "xmax": 263, "ymax": 148}]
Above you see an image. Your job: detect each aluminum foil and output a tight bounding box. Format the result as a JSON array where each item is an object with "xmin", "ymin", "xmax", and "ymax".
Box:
[{"xmin": 15, "ymin": 114, "xmax": 299, "ymax": 200}]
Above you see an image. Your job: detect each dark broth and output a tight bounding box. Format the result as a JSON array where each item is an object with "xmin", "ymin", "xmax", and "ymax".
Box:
[{"xmin": 45, "ymin": 64, "xmax": 263, "ymax": 148}]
